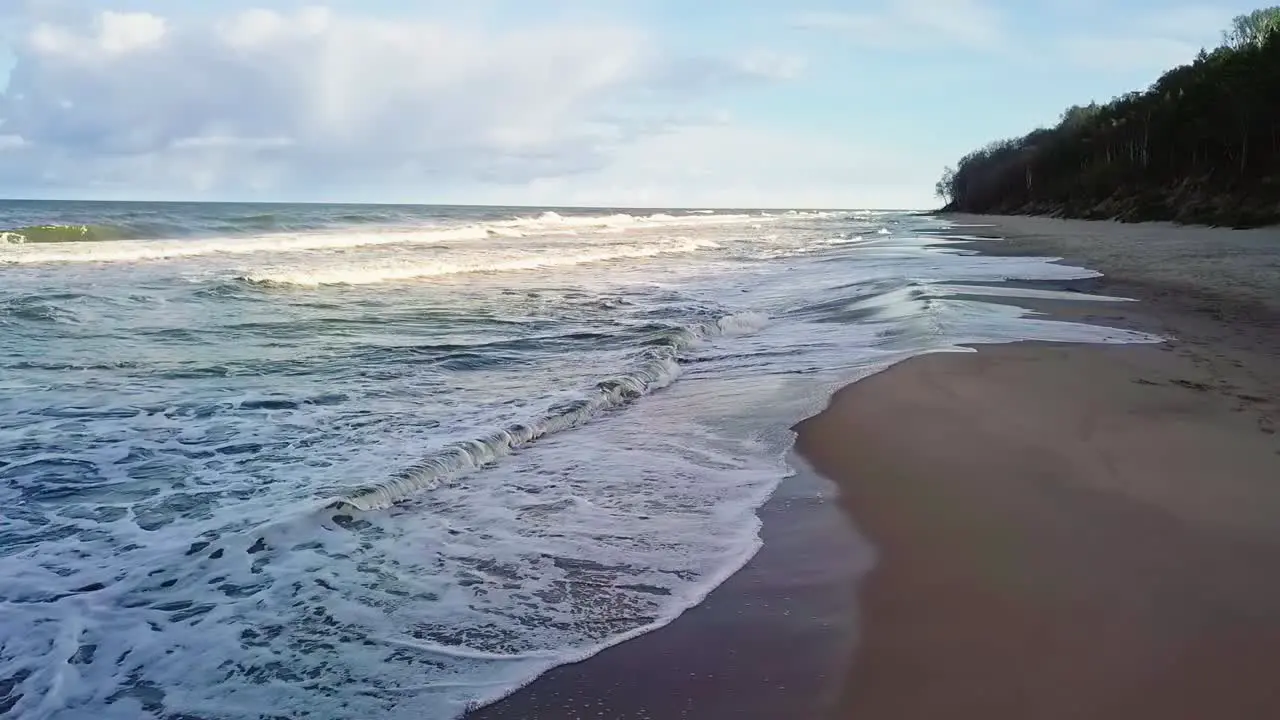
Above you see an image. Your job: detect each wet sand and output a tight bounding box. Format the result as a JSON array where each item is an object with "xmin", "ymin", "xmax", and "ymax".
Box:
[
  {"xmin": 794, "ymin": 214, "xmax": 1280, "ymax": 718},
  {"xmin": 469, "ymin": 455, "xmax": 869, "ymax": 719}
]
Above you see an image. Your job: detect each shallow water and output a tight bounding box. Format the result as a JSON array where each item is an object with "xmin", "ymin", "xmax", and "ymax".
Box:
[{"xmin": 0, "ymin": 202, "xmax": 1159, "ymax": 718}]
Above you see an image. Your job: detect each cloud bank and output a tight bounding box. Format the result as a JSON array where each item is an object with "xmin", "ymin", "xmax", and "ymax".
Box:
[{"xmin": 0, "ymin": 6, "xmax": 793, "ymax": 202}]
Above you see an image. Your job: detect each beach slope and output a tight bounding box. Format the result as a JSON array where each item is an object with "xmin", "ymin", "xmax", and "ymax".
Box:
[{"xmin": 798, "ymin": 215, "xmax": 1280, "ymax": 718}]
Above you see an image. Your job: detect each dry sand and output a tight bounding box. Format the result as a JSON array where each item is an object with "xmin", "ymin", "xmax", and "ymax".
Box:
[{"xmin": 796, "ymin": 214, "xmax": 1280, "ymax": 718}]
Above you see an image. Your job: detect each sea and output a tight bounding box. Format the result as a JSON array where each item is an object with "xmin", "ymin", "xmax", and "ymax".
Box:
[{"xmin": 0, "ymin": 201, "xmax": 1158, "ymax": 719}]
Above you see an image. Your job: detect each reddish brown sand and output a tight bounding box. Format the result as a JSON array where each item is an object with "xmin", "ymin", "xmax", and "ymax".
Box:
[{"xmin": 796, "ymin": 214, "xmax": 1280, "ymax": 719}]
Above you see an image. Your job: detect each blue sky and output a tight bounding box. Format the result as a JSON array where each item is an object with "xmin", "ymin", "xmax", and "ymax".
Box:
[{"xmin": 0, "ymin": 1, "xmax": 1264, "ymax": 207}]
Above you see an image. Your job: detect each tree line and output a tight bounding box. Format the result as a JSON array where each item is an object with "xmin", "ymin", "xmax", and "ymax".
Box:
[{"xmin": 937, "ymin": 8, "xmax": 1280, "ymax": 227}]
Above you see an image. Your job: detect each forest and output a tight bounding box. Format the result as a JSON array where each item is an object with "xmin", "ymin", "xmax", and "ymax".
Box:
[{"xmin": 937, "ymin": 8, "xmax": 1280, "ymax": 227}]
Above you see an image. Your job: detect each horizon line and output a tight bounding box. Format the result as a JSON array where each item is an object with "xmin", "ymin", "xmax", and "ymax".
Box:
[{"xmin": 0, "ymin": 197, "xmax": 932, "ymax": 212}]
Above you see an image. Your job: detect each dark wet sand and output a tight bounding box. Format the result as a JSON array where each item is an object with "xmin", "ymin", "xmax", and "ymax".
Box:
[{"xmin": 479, "ymin": 214, "xmax": 1280, "ymax": 719}]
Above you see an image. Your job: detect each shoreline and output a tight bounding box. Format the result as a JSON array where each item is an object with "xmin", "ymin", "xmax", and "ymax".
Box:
[
  {"xmin": 796, "ymin": 214, "xmax": 1280, "ymax": 717},
  {"xmin": 476, "ymin": 213, "xmax": 1280, "ymax": 718},
  {"xmin": 470, "ymin": 453, "xmax": 869, "ymax": 719}
]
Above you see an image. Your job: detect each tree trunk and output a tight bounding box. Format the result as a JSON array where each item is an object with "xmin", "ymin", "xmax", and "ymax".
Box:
[{"xmin": 1142, "ymin": 117, "xmax": 1151, "ymax": 169}]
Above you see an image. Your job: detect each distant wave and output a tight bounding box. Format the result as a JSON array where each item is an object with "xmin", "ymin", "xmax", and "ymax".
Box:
[
  {"xmin": 0, "ymin": 225, "xmax": 499, "ymax": 264},
  {"xmin": 228, "ymin": 213, "xmax": 286, "ymax": 231},
  {"xmin": 0, "ymin": 212, "xmax": 405, "ymax": 246},
  {"xmin": 0, "ymin": 212, "xmax": 773, "ymax": 265},
  {"xmin": 241, "ymin": 237, "xmax": 721, "ymax": 286},
  {"xmin": 482, "ymin": 211, "xmax": 771, "ymax": 234},
  {"xmin": 332, "ymin": 312, "xmax": 770, "ymax": 511}
]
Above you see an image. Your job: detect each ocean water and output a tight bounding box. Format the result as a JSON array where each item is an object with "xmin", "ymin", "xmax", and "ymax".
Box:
[{"xmin": 0, "ymin": 201, "xmax": 1159, "ymax": 719}]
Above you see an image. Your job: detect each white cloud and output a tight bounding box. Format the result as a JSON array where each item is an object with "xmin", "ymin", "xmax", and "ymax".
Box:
[
  {"xmin": 0, "ymin": 134, "xmax": 28, "ymax": 150},
  {"xmin": 491, "ymin": 124, "xmax": 936, "ymax": 209},
  {"xmin": 98, "ymin": 11, "xmax": 167, "ymax": 54},
  {"xmin": 28, "ymin": 11, "xmax": 167, "ymax": 58},
  {"xmin": 796, "ymin": 0, "xmax": 1004, "ymax": 50},
  {"xmin": 896, "ymin": 0, "xmax": 1002, "ymax": 48},
  {"xmin": 170, "ymin": 136, "xmax": 297, "ymax": 150},
  {"xmin": 0, "ymin": 6, "xmax": 789, "ymax": 199}
]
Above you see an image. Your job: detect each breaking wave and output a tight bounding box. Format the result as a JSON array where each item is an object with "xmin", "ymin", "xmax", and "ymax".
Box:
[
  {"xmin": 0, "ymin": 211, "xmax": 773, "ymax": 265},
  {"xmin": 334, "ymin": 313, "xmax": 768, "ymax": 511},
  {"xmin": 242, "ymin": 238, "xmax": 722, "ymax": 286}
]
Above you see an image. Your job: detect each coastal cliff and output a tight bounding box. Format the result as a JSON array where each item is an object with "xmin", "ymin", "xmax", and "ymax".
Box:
[{"xmin": 937, "ymin": 8, "xmax": 1280, "ymax": 228}]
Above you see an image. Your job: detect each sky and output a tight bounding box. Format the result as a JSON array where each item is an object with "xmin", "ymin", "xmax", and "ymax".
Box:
[{"xmin": 0, "ymin": 0, "xmax": 1264, "ymax": 208}]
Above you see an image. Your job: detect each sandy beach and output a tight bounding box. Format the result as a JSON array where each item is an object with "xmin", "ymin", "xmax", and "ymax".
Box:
[
  {"xmin": 796, "ymin": 214, "xmax": 1280, "ymax": 718},
  {"xmin": 478, "ymin": 214, "xmax": 1280, "ymax": 719}
]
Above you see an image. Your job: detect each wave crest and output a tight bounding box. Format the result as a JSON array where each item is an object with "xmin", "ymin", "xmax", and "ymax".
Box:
[
  {"xmin": 0, "ymin": 211, "xmax": 776, "ymax": 265},
  {"xmin": 331, "ymin": 313, "xmax": 766, "ymax": 511},
  {"xmin": 242, "ymin": 238, "xmax": 720, "ymax": 286}
]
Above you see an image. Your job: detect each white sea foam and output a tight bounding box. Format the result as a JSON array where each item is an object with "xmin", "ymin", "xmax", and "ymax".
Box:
[
  {"xmin": 0, "ymin": 211, "xmax": 772, "ymax": 265},
  {"xmin": 242, "ymin": 237, "xmax": 720, "ymax": 286},
  {"xmin": 928, "ymin": 283, "xmax": 1137, "ymax": 302},
  {"xmin": 337, "ymin": 354, "xmax": 684, "ymax": 511},
  {"xmin": 0, "ymin": 224, "xmax": 489, "ymax": 264},
  {"xmin": 337, "ymin": 311, "xmax": 769, "ymax": 511},
  {"xmin": 716, "ymin": 311, "xmax": 770, "ymax": 335}
]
